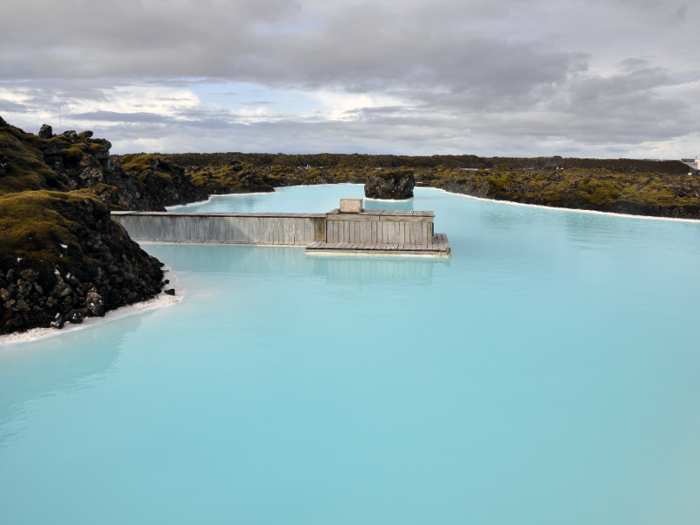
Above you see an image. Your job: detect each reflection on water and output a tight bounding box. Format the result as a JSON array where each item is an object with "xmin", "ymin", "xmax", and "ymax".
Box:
[
  {"xmin": 146, "ymin": 243, "xmax": 448, "ymax": 286},
  {"xmin": 0, "ymin": 315, "xmax": 145, "ymax": 448}
]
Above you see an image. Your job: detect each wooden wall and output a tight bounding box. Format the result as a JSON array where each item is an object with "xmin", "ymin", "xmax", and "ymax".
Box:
[{"xmin": 326, "ymin": 210, "xmax": 434, "ymax": 245}]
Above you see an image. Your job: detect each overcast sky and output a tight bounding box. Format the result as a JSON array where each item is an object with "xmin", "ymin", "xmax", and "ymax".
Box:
[{"xmin": 1, "ymin": 0, "xmax": 698, "ymax": 157}]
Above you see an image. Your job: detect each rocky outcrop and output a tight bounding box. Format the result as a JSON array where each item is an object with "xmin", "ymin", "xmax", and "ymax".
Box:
[
  {"xmin": 0, "ymin": 190, "xmax": 165, "ymax": 335},
  {"xmin": 116, "ymin": 154, "xmax": 209, "ymax": 208},
  {"xmin": 364, "ymin": 169, "xmax": 415, "ymax": 199},
  {"xmin": 38, "ymin": 124, "xmax": 54, "ymax": 140},
  {"xmin": 0, "ymin": 120, "xmax": 205, "ymax": 211},
  {"xmin": 0, "ymin": 116, "xmax": 172, "ymax": 336},
  {"xmin": 32, "ymin": 129, "xmax": 208, "ymax": 211}
]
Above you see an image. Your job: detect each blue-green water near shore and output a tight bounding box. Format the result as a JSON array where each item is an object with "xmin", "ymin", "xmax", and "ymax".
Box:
[{"xmin": 2, "ymin": 185, "xmax": 700, "ymax": 524}]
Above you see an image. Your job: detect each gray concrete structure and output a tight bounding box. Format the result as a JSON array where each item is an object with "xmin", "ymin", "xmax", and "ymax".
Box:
[
  {"xmin": 111, "ymin": 205, "xmax": 450, "ymax": 257},
  {"xmin": 111, "ymin": 211, "xmax": 326, "ymax": 245}
]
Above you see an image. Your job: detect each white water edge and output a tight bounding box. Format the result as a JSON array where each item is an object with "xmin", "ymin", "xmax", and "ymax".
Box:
[{"xmin": 0, "ymin": 266, "xmax": 185, "ymax": 348}]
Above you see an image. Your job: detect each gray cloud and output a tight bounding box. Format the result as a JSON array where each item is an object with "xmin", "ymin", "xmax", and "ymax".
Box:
[
  {"xmin": 0, "ymin": 0, "xmax": 698, "ymax": 155},
  {"xmin": 69, "ymin": 111, "xmax": 174, "ymax": 124}
]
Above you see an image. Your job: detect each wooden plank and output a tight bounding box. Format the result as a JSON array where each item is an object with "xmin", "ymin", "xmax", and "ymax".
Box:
[
  {"xmin": 379, "ymin": 214, "xmax": 433, "ymax": 223},
  {"xmin": 362, "ymin": 221, "xmax": 370, "ymax": 243},
  {"xmin": 326, "ymin": 213, "xmax": 379, "ymax": 222}
]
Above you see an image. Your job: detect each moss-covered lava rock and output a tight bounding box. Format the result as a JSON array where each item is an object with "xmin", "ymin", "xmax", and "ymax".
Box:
[{"xmin": 0, "ymin": 190, "xmax": 165, "ymax": 334}]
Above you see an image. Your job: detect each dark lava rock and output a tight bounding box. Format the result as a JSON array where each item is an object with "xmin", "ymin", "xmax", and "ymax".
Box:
[
  {"xmin": 0, "ymin": 191, "xmax": 165, "ymax": 335},
  {"xmin": 67, "ymin": 308, "xmax": 87, "ymax": 324},
  {"xmin": 38, "ymin": 124, "xmax": 54, "ymax": 139},
  {"xmin": 86, "ymin": 291, "xmax": 105, "ymax": 317},
  {"xmin": 365, "ymin": 169, "xmax": 415, "ymax": 200},
  {"xmin": 164, "ymin": 288, "xmax": 175, "ymax": 296}
]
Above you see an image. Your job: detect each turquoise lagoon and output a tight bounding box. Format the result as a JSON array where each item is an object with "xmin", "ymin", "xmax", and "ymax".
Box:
[{"xmin": 2, "ymin": 185, "xmax": 700, "ymax": 524}]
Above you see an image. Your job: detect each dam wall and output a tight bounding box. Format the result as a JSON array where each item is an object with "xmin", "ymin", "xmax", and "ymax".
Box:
[{"xmin": 111, "ymin": 211, "xmax": 326, "ymax": 246}]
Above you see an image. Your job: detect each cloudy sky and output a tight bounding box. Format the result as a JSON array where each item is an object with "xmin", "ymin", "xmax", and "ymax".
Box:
[{"xmin": 1, "ymin": 0, "xmax": 698, "ymax": 157}]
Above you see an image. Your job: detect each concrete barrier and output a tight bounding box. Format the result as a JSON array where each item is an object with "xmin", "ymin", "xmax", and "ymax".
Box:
[{"xmin": 111, "ymin": 211, "xmax": 326, "ymax": 246}]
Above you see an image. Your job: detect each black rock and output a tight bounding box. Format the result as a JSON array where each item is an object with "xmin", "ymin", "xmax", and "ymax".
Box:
[
  {"xmin": 38, "ymin": 124, "xmax": 54, "ymax": 139},
  {"xmin": 365, "ymin": 169, "xmax": 415, "ymax": 200},
  {"xmin": 67, "ymin": 308, "xmax": 87, "ymax": 324},
  {"xmin": 50, "ymin": 313, "xmax": 65, "ymax": 329},
  {"xmin": 19, "ymin": 269, "xmax": 39, "ymax": 282},
  {"xmin": 86, "ymin": 291, "xmax": 105, "ymax": 317},
  {"xmin": 164, "ymin": 289, "xmax": 175, "ymax": 296}
]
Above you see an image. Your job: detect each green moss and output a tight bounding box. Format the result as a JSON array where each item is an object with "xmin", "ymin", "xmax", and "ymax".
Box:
[
  {"xmin": 0, "ymin": 190, "xmax": 101, "ymax": 270},
  {"xmin": 120, "ymin": 153, "xmax": 172, "ymax": 182},
  {"xmin": 60, "ymin": 146, "xmax": 85, "ymax": 163},
  {"xmin": 0, "ymin": 128, "xmax": 62, "ymax": 195},
  {"xmin": 120, "ymin": 153, "xmax": 157, "ymax": 174},
  {"xmin": 88, "ymin": 142, "xmax": 107, "ymax": 153}
]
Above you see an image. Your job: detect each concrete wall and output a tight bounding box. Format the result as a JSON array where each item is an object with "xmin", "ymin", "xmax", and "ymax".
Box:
[{"xmin": 112, "ymin": 212, "xmax": 326, "ymax": 246}]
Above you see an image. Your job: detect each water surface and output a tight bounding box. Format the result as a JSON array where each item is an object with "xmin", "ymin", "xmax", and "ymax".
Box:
[{"xmin": 2, "ymin": 185, "xmax": 700, "ymax": 524}]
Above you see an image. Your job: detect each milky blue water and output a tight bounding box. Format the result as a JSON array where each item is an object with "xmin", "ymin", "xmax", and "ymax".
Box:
[{"xmin": 2, "ymin": 185, "xmax": 700, "ymax": 525}]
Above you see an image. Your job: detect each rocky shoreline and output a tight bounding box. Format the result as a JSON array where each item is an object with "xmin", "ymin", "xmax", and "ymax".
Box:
[
  {"xmin": 161, "ymin": 153, "xmax": 700, "ymax": 220},
  {"xmin": 0, "ymin": 116, "xmax": 201, "ymax": 336}
]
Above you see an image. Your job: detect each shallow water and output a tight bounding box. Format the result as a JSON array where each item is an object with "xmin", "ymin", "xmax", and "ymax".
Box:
[{"xmin": 2, "ymin": 185, "xmax": 700, "ymax": 525}]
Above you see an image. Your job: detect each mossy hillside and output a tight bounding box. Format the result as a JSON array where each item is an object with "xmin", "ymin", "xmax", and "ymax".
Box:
[
  {"xmin": 0, "ymin": 126, "xmax": 69, "ymax": 195},
  {"xmin": 185, "ymin": 163, "xmax": 371, "ymax": 193},
  {"xmin": 115, "ymin": 154, "xmax": 207, "ymax": 208},
  {"xmin": 417, "ymin": 167, "xmax": 700, "ymax": 215},
  {"xmin": 0, "ymin": 188, "xmax": 165, "ymax": 334},
  {"xmin": 0, "ymin": 191, "xmax": 110, "ymax": 276},
  {"xmin": 187, "ymin": 163, "xmax": 275, "ymax": 194},
  {"xmin": 183, "ymin": 161, "xmax": 700, "ymax": 218},
  {"xmin": 120, "ymin": 154, "xmax": 173, "ymax": 184},
  {"xmin": 157, "ymin": 151, "xmax": 691, "ymax": 174}
]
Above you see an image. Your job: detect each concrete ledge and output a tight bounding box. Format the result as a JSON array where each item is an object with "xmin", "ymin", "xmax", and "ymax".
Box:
[
  {"xmin": 307, "ymin": 233, "xmax": 451, "ymax": 258},
  {"xmin": 112, "ymin": 211, "xmax": 326, "ymax": 219}
]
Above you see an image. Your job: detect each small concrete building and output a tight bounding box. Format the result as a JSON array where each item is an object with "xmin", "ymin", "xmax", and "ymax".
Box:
[
  {"xmin": 681, "ymin": 157, "xmax": 700, "ymax": 174},
  {"xmin": 681, "ymin": 157, "xmax": 700, "ymax": 168}
]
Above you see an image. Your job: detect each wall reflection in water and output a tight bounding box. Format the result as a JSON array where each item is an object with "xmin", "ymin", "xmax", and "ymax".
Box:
[{"xmin": 145, "ymin": 244, "xmax": 449, "ymax": 287}]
